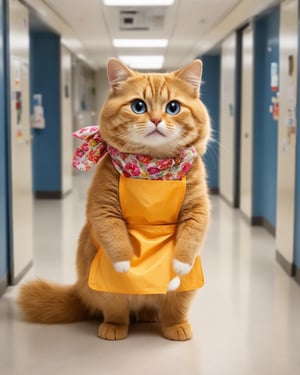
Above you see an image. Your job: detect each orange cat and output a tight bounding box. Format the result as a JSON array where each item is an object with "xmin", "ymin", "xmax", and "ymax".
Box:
[{"xmin": 18, "ymin": 58, "xmax": 211, "ymax": 341}]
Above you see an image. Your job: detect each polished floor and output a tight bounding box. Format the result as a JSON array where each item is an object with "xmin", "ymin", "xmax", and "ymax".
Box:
[{"xmin": 1, "ymin": 171, "xmax": 300, "ymax": 375}]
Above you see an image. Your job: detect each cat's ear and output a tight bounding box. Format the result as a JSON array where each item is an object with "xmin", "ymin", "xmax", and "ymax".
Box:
[
  {"xmin": 107, "ymin": 58, "xmax": 135, "ymax": 91},
  {"xmin": 174, "ymin": 60, "xmax": 203, "ymax": 93}
]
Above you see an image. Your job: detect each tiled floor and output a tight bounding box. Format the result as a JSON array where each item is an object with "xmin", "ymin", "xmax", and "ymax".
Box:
[{"xmin": 1, "ymin": 172, "xmax": 300, "ymax": 375}]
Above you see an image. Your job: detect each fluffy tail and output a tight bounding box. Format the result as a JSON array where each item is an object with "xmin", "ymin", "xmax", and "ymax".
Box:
[{"xmin": 17, "ymin": 279, "xmax": 91, "ymax": 324}]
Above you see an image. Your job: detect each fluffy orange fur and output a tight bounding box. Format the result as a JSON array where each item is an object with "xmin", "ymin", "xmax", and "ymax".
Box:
[{"xmin": 18, "ymin": 59, "xmax": 211, "ymax": 341}]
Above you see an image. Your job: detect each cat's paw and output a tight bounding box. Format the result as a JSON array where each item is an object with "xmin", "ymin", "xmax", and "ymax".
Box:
[
  {"xmin": 173, "ymin": 259, "xmax": 192, "ymax": 275},
  {"xmin": 162, "ymin": 322, "xmax": 192, "ymax": 341},
  {"xmin": 113, "ymin": 261, "xmax": 130, "ymax": 273},
  {"xmin": 98, "ymin": 322, "xmax": 128, "ymax": 340},
  {"xmin": 167, "ymin": 276, "xmax": 181, "ymax": 292}
]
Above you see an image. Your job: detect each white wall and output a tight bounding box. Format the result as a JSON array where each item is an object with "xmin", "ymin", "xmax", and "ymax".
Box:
[
  {"xmin": 72, "ymin": 59, "xmax": 97, "ymax": 130},
  {"xmin": 9, "ymin": 0, "xmax": 33, "ymax": 282},
  {"xmin": 95, "ymin": 67, "xmax": 110, "ymax": 122},
  {"xmin": 219, "ymin": 33, "xmax": 237, "ymax": 206},
  {"xmin": 240, "ymin": 26, "xmax": 254, "ymax": 219},
  {"xmin": 276, "ymin": 0, "xmax": 298, "ymax": 272}
]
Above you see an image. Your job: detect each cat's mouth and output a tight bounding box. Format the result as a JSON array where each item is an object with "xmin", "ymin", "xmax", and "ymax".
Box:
[{"xmin": 146, "ymin": 129, "xmax": 166, "ymax": 137}]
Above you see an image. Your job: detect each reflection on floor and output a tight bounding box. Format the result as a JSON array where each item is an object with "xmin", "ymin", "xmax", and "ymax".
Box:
[{"xmin": 1, "ymin": 171, "xmax": 300, "ymax": 375}]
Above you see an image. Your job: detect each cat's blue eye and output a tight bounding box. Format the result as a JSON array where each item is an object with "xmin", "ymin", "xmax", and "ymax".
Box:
[
  {"xmin": 166, "ymin": 100, "xmax": 181, "ymax": 115},
  {"xmin": 131, "ymin": 99, "xmax": 147, "ymax": 114}
]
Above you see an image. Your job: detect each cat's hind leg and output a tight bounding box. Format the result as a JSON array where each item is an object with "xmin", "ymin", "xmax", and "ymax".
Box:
[
  {"xmin": 160, "ymin": 290, "xmax": 195, "ymax": 341},
  {"xmin": 136, "ymin": 307, "xmax": 160, "ymax": 323},
  {"xmin": 98, "ymin": 294, "xmax": 130, "ymax": 340}
]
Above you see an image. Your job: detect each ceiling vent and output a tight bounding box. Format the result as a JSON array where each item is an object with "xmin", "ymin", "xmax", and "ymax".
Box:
[{"xmin": 119, "ymin": 8, "xmax": 165, "ymax": 31}]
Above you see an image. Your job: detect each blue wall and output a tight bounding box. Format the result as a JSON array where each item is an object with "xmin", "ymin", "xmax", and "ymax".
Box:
[
  {"xmin": 253, "ymin": 7, "xmax": 279, "ymax": 228},
  {"xmin": 0, "ymin": 0, "xmax": 8, "ymax": 284},
  {"xmin": 201, "ymin": 55, "xmax": 220, "ymax": 191},
  {"xmin": 30, "ymin": 32, "xmax": 62, "ymax": 196}
]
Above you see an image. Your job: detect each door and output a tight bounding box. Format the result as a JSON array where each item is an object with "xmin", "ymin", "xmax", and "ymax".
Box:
[
  {"xmin": 0, "ymin": 0, "xmax": 8, "ymax": 290},
  {"xmin": 219, "ymin": 34, "xmax": 237, "ymax": 206},
  {"xmin": 9, "ymin": 0, "xmax": 33, "ymax": 283},
  {"xmin": 240, "ymin": 26, "xmax": 254, "ymax": 220},
  {"xmin": 61, "ymin": 46, "xmax": 72, "ymax": 196},
  {"xmin": 276, "ymin": 0, "xmax": 298, "ymax": 273}
]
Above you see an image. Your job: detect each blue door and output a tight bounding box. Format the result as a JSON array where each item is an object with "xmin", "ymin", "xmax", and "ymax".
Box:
[{"xmin": 253, "ymin": 7, "xmax": 279, "ymax": 234}]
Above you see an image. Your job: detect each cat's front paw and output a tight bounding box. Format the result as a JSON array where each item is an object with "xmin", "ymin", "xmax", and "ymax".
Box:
[
  {"xmin": 167, "ymin": 276, "xmax": 181, "ymax": 292},
  {"xmin": 173, "ymin": 259, "xmax": 192, "ymax": 275},
  {"xmin": 113, "ymin": 261, "xmax": 130, "ymax": 273}
]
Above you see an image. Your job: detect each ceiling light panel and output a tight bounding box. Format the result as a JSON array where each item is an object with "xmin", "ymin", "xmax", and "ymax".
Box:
[
  {"xmin": 104, "ymin": 0, "xmax": 174, "ymax": 6},
  {"xmin": 113, "ymin": 39, "xmax": 168, "ymax": 48},
  {"xmin": 118, "ymin": 55, "xmax": 164, "ymax": 69}
]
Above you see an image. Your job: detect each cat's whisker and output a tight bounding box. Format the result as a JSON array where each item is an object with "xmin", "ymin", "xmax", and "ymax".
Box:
[{"xmin": 204, "ymin": 146, "xmax": 218, "ymax": 169}]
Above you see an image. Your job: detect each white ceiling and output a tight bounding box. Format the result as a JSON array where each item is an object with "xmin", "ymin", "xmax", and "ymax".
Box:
[{"xmin": 25, "ymin": 0, "xmax": 280, "ymax": 71}]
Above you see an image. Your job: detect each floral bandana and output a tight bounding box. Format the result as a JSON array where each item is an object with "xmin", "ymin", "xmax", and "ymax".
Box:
[{"xmin": 72, "ymin": 126, "xmax": 198, "ymax": 180}]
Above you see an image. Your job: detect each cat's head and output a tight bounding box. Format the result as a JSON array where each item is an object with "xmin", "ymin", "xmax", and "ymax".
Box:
[{"xmin": 99, "ymin": 58, "xmax": 210, "ymax": 158}]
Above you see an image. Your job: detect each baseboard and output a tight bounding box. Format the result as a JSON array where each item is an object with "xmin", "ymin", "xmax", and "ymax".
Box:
[
  {"xmin": 11, "ymin": 260, "xmax": 33, "ymax": 285},
  {"xmin": 251, "ymin": 216, "xmax": 276, "ymax": 237},
  {"xmin": 35, "ymin": 189, "xmax": 71, "ymax": 199},
  {"xmin": 261, "ymin": 218, "xmax": 276, "ymax": 237},
  {"xmin": 295, "ymin": 266, "xmax": 300, "ymax": 286},
  {"xmin": 209, "ymin": 187, "xmax": 219, "ymax": 195},
  {"xmin": 219, "ymin": 193, "xmax": 236, "ymax": 208},
  {"xmin": 240, "ymin": 210, "xmax": 252, "ymax": 225},
  {"xmin": 35, "ymin": 191, "xmax": 62, "ymax": 199},
  {"xmin": 276, "ymin": 250, "xmax": 295, "ymax": 276},
  {"xmin": 251, "ymin": 216, "xmax": 263, "ymax": 226},
  {"xmin": 0, "ymin": 275, "xmax": 8, "ymax": 297}
]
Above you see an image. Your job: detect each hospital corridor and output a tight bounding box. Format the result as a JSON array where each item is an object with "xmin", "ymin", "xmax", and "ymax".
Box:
[{"xmin": 1, "ymin": 0, "xmax": 300, "ymax": 374}]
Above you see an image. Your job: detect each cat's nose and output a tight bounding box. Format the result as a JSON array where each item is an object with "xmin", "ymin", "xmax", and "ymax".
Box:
[{"xmin": 151, "ymin": 118, "xmax": 161, "ymax": 126}]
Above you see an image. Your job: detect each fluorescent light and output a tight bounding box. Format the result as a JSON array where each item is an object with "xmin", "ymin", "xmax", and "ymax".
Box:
[
  {"xmin": 104, "ymin": 0, "xmax": 174, "ymax": 6},
  {"xmin": 77, "ymin": 53, "xmax": 88, "ymax": 63},
  {"xmin": 119, "ymin": 55, "xmax": 164, "ymax": 69},
  {"xmin": 113, "ymin": 39, "xmax": 168, "ymax": 48}
]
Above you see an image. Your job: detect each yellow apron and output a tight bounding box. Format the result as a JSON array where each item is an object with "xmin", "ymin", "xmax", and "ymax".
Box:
[{"xmin": 88, "ymin": 175, "xmax": 204, "ymax": 294}]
